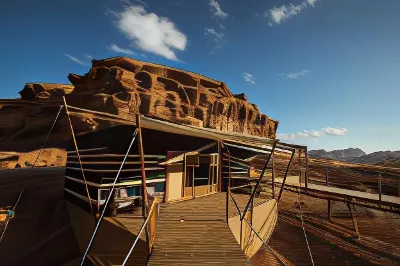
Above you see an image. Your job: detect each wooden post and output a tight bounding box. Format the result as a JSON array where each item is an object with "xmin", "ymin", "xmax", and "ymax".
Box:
[
  {"xmin": 272, "ymin": 152, "xmax": 275, "ymax": 199},
  {"xmin": 398, "ymin": 179, "xmax": 400, "ymax": 197},
  {"xmin": 192, "ymin": 166, "xmax": 195, "ymax": 198},
  {"xmin": 240, "ymin": 218, "xmax": 243, "ymax": 250},
  {"xmin": 63, "ymin": 97, "xmax": 94, "ymax": 217},
  {"xmin": 305, "ymin": 147, "xmax": 309, "ymax": 189},
  {"xmin": 225, "ymin": 144, "xmax": 230, "ymax": 224},
  {"xmin": 218, "ymin": 141, "xmax": 223, "ymax": 192},
  {"xmin": 136, "ymin": 114, "xmax": 148, "ymax": 217},
  {"xmin": 378, "ymin": 173, "xmax": 382, "ymax": 202},
  {"xmin": 228, "ymin": 148, "xmax": 231, "ymax": 189},
  {"xmin": 328, "ymin": 200, "xmax": 332, "ymax": 221},
  {"xmin": 250, "ymin": 196, "xmax": 254, "ymax": 226},
  {"xmin": 325, "ymin": 169, "xmax": 329, "ymax": 186},
  {"xmin": 183, "ymin": 154, "xmax": 187, "ymax": 198},
  {"xmin": 347, "ymin": 203, "xmax": 360, "ymax": 237}
]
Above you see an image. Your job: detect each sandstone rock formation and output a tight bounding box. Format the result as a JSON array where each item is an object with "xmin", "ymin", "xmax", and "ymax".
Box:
[
  {"xmin": 66, "ymin": 57, "xmax": 278, "ymax": 138},
  {"xmin": 0, "ymin": 56, "xmax": 278, "ymax": 151}
]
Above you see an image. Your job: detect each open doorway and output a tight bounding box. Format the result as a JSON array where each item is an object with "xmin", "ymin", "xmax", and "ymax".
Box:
[{"xmin": 184, "ymin": 153, "xmax": 218, "ymax": 198}]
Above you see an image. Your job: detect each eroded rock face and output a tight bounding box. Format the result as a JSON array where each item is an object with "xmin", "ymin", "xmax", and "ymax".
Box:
[
  {"xmin": 65, "ymin": 57, "xmax": 278, "ymax": 138},
  {"xmin": 19, "ymin": 83, "xmax": 74, "ymax": 101},
  {"xmin": 1, "ymin": 56, "xmax": 278, "ymax": 148}
]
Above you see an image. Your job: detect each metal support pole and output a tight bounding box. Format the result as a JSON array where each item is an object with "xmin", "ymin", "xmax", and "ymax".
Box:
[
  {"xmin": 305, "ymin": 146, "xmax": 309, "ymax": 189},
  {"xmin": 277, "ymin": 149, "xmax": 296, "ymax": 202},
  {"xmin": 80, "ymin": 129, "xmax": 138, "ymax": 266},
  {"xmin": 272, "ymin": 152, "xmax": 275, "ymax": 199},
  {"xmin": 224, "ymin": 144, "xmax": 231, "ymax": 224},
  {"xmin": 378, "ymin": 173, "xmax": 382, "ymax": 202},
  {"xmin": 325, "ymin": 169, "xmax": 329, "ymax": 186},
  {"xmin": 241, "ymin": 140, "xmax": 277, "ymax": 220}
]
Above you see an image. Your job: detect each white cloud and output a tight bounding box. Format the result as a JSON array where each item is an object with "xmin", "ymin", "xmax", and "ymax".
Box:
[
  {"xmin": 84, "ymin": 53, "xmax": 93, "ymax": 59},
  {"xmin": 307, "ymin": 0, "xmax": 318, "ymax": 7},
  {"xmin": 205, "ymin": 27, "xmax": 225, "ymax": 42},
  {"xmin": 285, "ymin": 69, "xmax": 310, "ymax": 79},
  {"xmin": 110, "ymin": 4, "xmax": 187, "ymax": 61},
  {"xmin": 209, "ymin": 0, "xmax": 228, "ymax": 19},
  {"xmin": 266, "ymin": 0, "xmax": 318, "ymax": 26},
  {"xmin": 278, "ymin": 127, "xmax": 348, "ymax": 140},
  {"xmin": 108, "ymin": 43, "xmax": 136, "ymax": 55},
  {"xmin": 243, "ymin": 73, "xmax": 256, "ymax": 84},
  {"xmin": 140, "ymin": 53, "xmax": 147, "ymax": 58},
  {"xmin": 121, "ymin": 0, "xmax": 149, "ymax": 7},
  {"xmin": 64, "ymin": 53, "xmax": 89, "ymax": 66},
  {"xmin": 204, "ymin": 27, "xmax": 228, "ymax": 51},
  {"xmin": 219, "ymin": 23, "xmax": 226, "ymax": 30},
  {"xmin": 322, "ymin": 127, "xmax": 348, "ymax": 136}
]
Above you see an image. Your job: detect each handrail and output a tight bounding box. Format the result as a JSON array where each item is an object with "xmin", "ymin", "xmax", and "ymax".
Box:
[
  {"xmin": 122, "ymin": 198, "xmax": 160, "ymax": 266},
  {"xmin": 229, "ymin": 191, "xmax": 242, "ymax": 218},
  {"xmin": 241, "ymin": 140, "xmax": 277, "ymax": 220}
]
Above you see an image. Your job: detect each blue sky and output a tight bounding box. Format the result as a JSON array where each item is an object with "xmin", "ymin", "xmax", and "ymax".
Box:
[{"xmin": 0, "ymin": 0, "xmax": 399, "ymax": 153}]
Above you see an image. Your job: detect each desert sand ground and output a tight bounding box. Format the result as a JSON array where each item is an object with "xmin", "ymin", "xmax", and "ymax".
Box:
[
  {"xmin": 0, "ymin": 148, "xmax": 66, "ymax": 170},
  {"xmin": 0, "ymin": 167, "xmax": 80, "ymax": 266}
]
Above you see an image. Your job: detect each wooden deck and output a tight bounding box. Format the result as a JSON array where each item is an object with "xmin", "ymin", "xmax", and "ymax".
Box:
[
  {"xmin": 275, "ymin": 176, "xmax": 400, "ymax": 214},
  {"xmin": 147, "ymin": 193, "xmax": 250, "ymax": 265}
]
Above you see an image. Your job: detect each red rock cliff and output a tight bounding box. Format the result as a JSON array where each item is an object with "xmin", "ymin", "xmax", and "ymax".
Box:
[
  {"xmin": 0, "ymin": 56, "xmax": 278, "ymax": 149},
  {"xmin": 66, "ymin": 57, "xmax": 278, "ymax": 138}
]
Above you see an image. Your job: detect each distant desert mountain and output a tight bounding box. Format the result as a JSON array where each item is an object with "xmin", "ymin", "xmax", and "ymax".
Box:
[
  {"xmin": 354, "ymin": 150, "xmax": 400, "ymax": 164},
  {"xmin": 308, "ymin": 148, "xmax": 366, "ymax": 162},
  {"xmin": 308, "ymin": 148, "xmax": 400, "ymax": 166},
  {"xmin": 373, "ymin": 159, "xmax": 400, "ymax": 168}
]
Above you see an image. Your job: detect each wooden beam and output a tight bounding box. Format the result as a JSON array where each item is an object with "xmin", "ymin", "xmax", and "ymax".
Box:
[
  {"xmin": 136, "ymin": 115, "xmax": 148, "ymax": 217},
  {"xmin": 63, "ymin": 96, "xmax": 94, "ymax": 216},
  {"xmin": 66, "ymin": 147, "xmax": 108, "ymax": 154},
  {"xmin": 67, "ymin": 154, "xmax": 164, "ymax": 159},
  {"xmin": 65, "ymin": 167, "xmax": 163, "ymax": 172}
]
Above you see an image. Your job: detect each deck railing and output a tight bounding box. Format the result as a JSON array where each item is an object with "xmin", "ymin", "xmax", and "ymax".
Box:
[
  {"xmin": 227, "ymin": 188, "xmax": 291, "ymax": 265},
  {"xmin": 307, "ymin": 165, "xmax": 400, "ymax": 198},
  {"xmin": 122, "ymin": 197, "xmax": 160, "ymax": 266}
]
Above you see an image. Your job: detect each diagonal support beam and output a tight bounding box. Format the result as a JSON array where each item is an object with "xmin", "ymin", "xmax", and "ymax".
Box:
[
  {"xmin": 278, "ymin": 149, "xmax": 296, "ymax": 202},
  {"xmin": 241, "ymin": 140, "xmax": 278, "ymax": 221}
]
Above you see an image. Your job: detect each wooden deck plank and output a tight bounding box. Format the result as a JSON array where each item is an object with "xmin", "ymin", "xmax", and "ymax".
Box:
[{"xmin": 147, "ymin": 193, "xmax": 249, "ymax": 265}]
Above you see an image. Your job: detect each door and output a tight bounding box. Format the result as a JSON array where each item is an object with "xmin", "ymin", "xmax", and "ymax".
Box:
[{"xmin": 166, "ymin": 164, "xmax": 183, "ymax": 201}]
